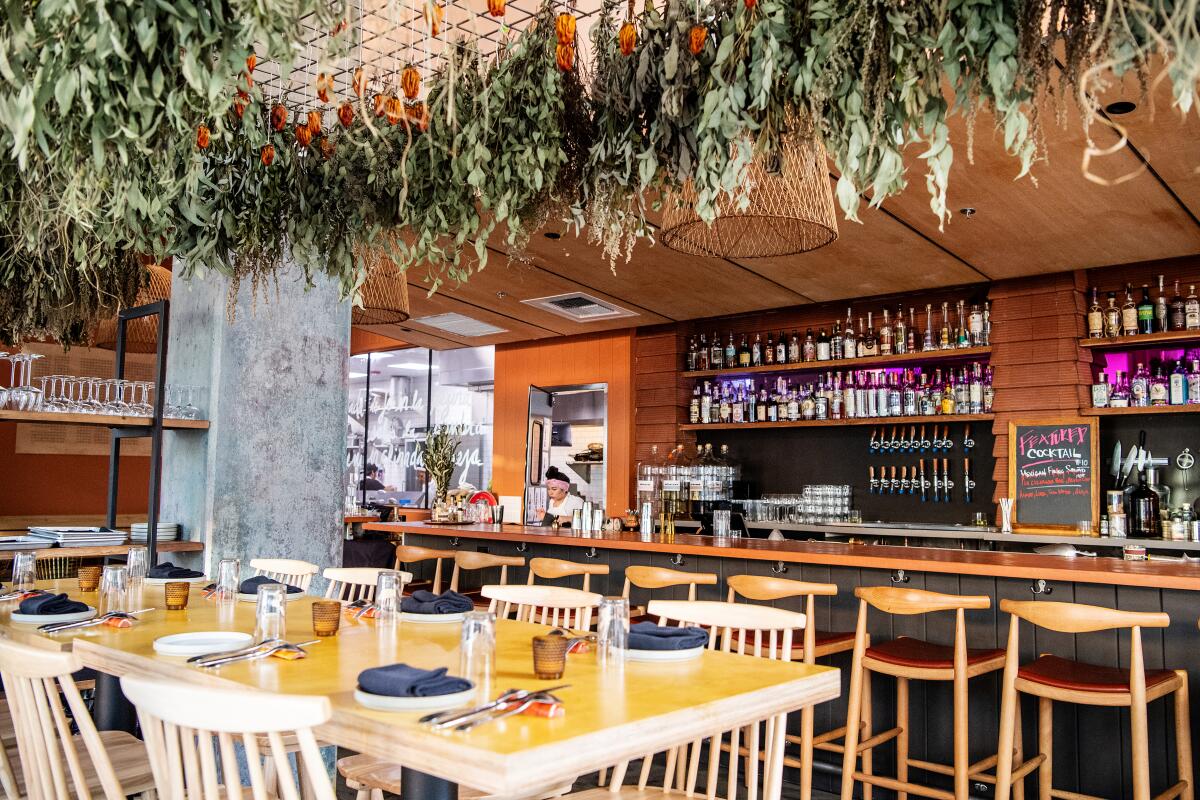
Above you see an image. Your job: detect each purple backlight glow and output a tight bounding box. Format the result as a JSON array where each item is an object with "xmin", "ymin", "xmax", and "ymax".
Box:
[{"xmin": 1095, "ymin": 347, "xmax": 1200, "ymax": 383}]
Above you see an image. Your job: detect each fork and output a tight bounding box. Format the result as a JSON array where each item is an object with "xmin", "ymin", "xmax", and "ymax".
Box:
[
  {"xmin": 454, "ymin": 692, "xmax": 562, "ymax": 732},
  {"xmin": 186, "ymin": 638, "xmax": 275, "ymax": 664},
  {"xmin": 39, "ymin": 608, "xmax": 155, "ymax": 633},
  {"xmin": 194, "ymin": 640, "xmax": 319, "ymax": 668},
  {"xmin": 427, "ymin": 685, "xmax": 569, "ymax": 730},
  {"xmin": 420, "ymin": 688, "xmax": 524, "ymax": 727}
]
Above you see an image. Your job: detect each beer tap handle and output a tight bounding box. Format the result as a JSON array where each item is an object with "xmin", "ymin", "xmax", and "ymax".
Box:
[
  {"xmin": 963, "ymin": 423, "xmax": 974, "ymax": 452},
  {"xmin": 891, "ymin": 426, "xmax": 900, "ymax": 451},
  {"xmin": 900, "ymin": 466, "xmax": 910, "ymax": 495},
  {"xmin": 920, "ymin": 424, "xmax": 930, "ymax": 452},
  {"xmin": 890, "ymin": 466, "xmax": 898, "ymax": 495},
  {"xmin": 932, "ymin": 464, "xmax": 941, "ymax": 502},
  {"xmin": 944, "ymin": 424, "xmax": 954, "ymax": 451},
  {"xmin": 869, "ymin": 465, "xmax": 878, "ymax": 494},
  {"xmin": 908, "ymin": 425, "xmax": 917, "ymax": 453},
  {"xmin": 943, "ymin": 458, "xmax": 953, "ymax": 502},
  {"xmin": 919, "ymin": 459, "xmax": 928, "ymax": 502},
  {"xmin": 964, "ymin": 457, "xmax": 974, "ymax": 504},
  {"xmin": 869, "ymin": 427, "xmax": 878, "ymax": 454}
]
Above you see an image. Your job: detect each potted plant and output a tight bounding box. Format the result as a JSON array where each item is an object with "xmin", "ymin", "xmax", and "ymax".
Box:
[{"xmin": 423, "ymin": 426, "xmax": 460, "ymax": 518}]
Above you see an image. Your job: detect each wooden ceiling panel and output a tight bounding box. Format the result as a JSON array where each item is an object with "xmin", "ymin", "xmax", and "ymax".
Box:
[
  {"xmin": 719, "ymin": 204, "xmax": 986, "ymax": 302},
  {"xmin": 879, "ymin": 102, "xmax": 1200, "ymax": 279}
]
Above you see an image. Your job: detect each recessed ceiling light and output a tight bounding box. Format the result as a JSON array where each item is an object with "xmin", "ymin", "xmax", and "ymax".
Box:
[
  {"xmin": 959, "ymin": 207, "xmax": 977, "ymax": 218},
  {"xmin": 543, "ymin": 231, "xmax": 561, "ymax": 240},
  {"xmin": 1105, "ymin": 100, "xmax": 1137, "ymax": 115}
]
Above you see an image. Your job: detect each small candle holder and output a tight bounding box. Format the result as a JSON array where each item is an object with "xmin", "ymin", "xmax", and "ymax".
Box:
[
  {"xmin": 77, "ymin": 566, "xmax": 102, "ymax": 593},
  {"xmin": 164, "ymin": 581, "xmax": 191, "ymax": 611},
  {"xmin": 311, "ymin": 600, "xmax": 342, "ymax": 637},
  {"xmin": 532, "ymin": 634, "xmax": 569, "ymax": 680}
]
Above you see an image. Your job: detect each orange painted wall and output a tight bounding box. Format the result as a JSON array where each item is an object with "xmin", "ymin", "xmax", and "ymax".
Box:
[{"xmin": 493, "ymin": 331, "xmax": 635, "ymax": 514}]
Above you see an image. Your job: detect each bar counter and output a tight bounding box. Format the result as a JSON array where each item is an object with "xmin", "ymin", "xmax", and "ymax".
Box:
[{"xmin": 365, "ymin": 522, "xmax": 1200, "ymax": 591}]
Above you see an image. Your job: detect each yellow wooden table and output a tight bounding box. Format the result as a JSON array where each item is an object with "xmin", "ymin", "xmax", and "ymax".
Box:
[{"xmin": 0, "ymin": 580, "xmax": 840, "ymax": 796}]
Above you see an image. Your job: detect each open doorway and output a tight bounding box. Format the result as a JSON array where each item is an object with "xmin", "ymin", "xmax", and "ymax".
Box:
[{"xmin": 525, "ymin": 384, "xmax": 608, "ymax": 523}]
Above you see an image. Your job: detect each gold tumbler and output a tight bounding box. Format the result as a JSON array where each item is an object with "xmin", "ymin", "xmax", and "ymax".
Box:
[
  {"xmin": 78, "ymin": 566, "xmax": 102, "ymax": 593},
  {"xmin": 531, "ymin": 635, "xmax": 569, "ymax": 680},
  {"xmin": 164, "ymin": 581, "xmax": 191, "ymax": 611},
  {"xmin": 311, "ymin": 600, "xmax": 342, "ymax": 637}
]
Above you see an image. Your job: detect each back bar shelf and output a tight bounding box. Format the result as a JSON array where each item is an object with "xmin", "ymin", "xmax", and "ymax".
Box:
[
  {"xmin": 683, "ymin": 345, "xmax": 992, "ymax": 379},
  {"xmin": 680, "ymin": 413, "xmax": 993, "ymax": 431},
  {"xmin": 1078, "ymin": 331, "xmax": 1200, "ymax": 351},
  {"xmin": 0, "ymin": 410, "xmax": 209, "ymax": 430},
  {"xmin": 1081, "ymin": 405, "xmax": 1200, "ymax": 417}
]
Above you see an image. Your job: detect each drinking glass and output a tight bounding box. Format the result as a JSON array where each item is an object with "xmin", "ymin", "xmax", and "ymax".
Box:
[
  {"xmin": 596, "ymin": 597, "xmax": 629, "ymax": 668},
  {"xmin": 77, "ymin": 565, "xmax": 102, "ymax": 592},
  {"xmin": 254, "ymin": 584, "xmax": 287, "ymax": 642},
  {"xmin": 99, "ymin": 565, "xmax": 129, "ymax": 615},
  {"xmin": 127, "ymin": 545, "xmax": 148, "ymax": 588},
  {"xmin": 460, "ymin": 610, "xmax": 496, "ymax": 698},
  {"xmin": 11, "ymin": 552, "xmax": 36, "ymax": 592},
  {"xmin": 311, "ymin": 600, "xmax": 342, "ymax": 636},
  {"xmin": 215, "ymin": 558, "xmax": 240, "ymax": 603},
  {"xmin": 532, "ymin": 635, "xmax": 569, "ymax": 680},
  {"xmin": 374, "ymin": 570, "xmax": 403, "ymax": 624},
  {"xmin": 164, "ymin": 582, "xmax": 191, "ymax": 611},
  {"xmin": 712, "ymin": 509, "xmax": 731, "ymax": 538}
]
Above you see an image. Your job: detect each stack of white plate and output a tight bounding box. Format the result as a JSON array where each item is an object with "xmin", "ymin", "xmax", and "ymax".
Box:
[
  {"xmin": 0, "ymin": 535, "xmax": 45, "ymax": 552},
  {"xmin": 27, "ymin": 527, "xmax": 128, "ymax": 547},
  {"xmin": 130, "ymin": 522, "xmax": 180, "ymax": 542}
]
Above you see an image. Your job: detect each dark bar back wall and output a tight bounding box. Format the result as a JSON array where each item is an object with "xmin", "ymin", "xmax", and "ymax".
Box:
[{"xmin": 696, "ymin": 424, "xmax": 997, "ymax": 525}]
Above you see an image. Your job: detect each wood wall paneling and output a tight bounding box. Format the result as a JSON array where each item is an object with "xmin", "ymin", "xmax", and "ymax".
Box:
[
  {"xmin": 633, "ymin": 331, "xmax": 694, "ymax": 471},
  {"xmin": 350, "ymin": 327, "xmax": 409, "ymax": 355}
]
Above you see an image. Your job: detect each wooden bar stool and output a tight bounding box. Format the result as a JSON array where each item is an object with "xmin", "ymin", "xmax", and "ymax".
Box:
[
  {"xmin": 726, "ymin": 574, "xmax": 860, "ymax": 800},
  {"xmin": 450, "ymin": 551, "xmax": 526, "ymax": 606},
  {"xmin": 527, "ymin": 557, "xmax": 610, "ymax": 593},
  {"xmin": 393, "ymin": 544, "xmax": 457, "ymax": 593},
  {"xmin": 622, "ymin": 565, "xmax": 717, "ymax": 623},
  {"xmin": 840, "ymin": 587, "xmax": 1006, "ymax": 800},
  {"xmin": 993, "ymin": 601, "xmax": 1194, "ymax": 800},
  {"xmin": 250, "ymin": 557, "xmax": 320, "ymax": 592}
]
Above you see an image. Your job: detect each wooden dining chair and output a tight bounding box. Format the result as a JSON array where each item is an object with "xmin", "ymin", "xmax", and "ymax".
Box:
[
  {"xmin": 578, "ymin": 599, "xmax": 810, "ymax": 800},
  {"xmin": 393, "ymin": 545, "xmax": 457, "ymax": 594},
  {"xmin": 527, "ymin": 557, "xmax": 609, "ymax": 592},
  {"xmin": 250, "ymin": 557, "xmax": 320, "ymax": 592},
  {"xmin": 450, "ymin": 551, "xmax": 526, "ymax": 606},
  {"xmin": 0, "ymin": 638, "xmax": 154, "ymax": 799},
  {"xmin": 35, "ymin": 554, "xmax": 80, "ymax": 580},
  {"xmin": 993, "ymin": 600, "xmax": 1193, "ymax": 800},
  {"xmin": 121, "ymin": 674, "xmax": 336, "ymax": 800},
  {"xmin": 483, "ymin": 584, "xmax": 602, "ymax": 630},
  {"xmin": 0, "ymin": 700, "xmax": 22, "ymax": 800},
  {"xmin": 725, "ymin": 574, "xmax": 858, "ymax": 800},
  {"xmin": 622, "ymin": 565, "xmax": 717, "ymax": 623},
  {"xmin": 322, "ymin": 567, "xmax": 412, "ymax": 603}
]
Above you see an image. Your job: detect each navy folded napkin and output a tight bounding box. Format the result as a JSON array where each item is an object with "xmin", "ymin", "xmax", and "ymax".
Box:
[
  {"xmin": 238, "ymin": 576, "xmax": 303, "ymax": 595},
  {"xmin": 18, "ymin": 592, "xmax": 89, "ymax": 616},
  {"xmin": 147, "ymin": 562, "xmax": 204, "ymax": 579},
  {"xmin": 400, "ymin": 589, "xmax": 473, "ymax": 615},
  {"xmin": 358, "ymin": 663, "xmax": 472, "ymax": 697},
  {"xmin": 628, "ymin": 622, "xmax": 709, "ymax": 651}
]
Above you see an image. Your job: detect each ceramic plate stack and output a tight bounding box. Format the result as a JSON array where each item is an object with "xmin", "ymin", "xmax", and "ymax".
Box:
[
  {"xmin": 26, "ymin": 527, "xmax": 127, "ymax": 547},
  {"xmin": 0, "ymin": 535, "xmax": 45, "ymax": 552},
  {"xmin": 130, "ymin": 522, "xmax": 180, "ymax": 542}
]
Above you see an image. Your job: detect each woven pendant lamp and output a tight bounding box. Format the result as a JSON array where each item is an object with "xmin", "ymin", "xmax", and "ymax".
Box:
[
  {"xmin": 660, "ymin": 135, "xmax": 838, "ymax": 258},
  {"xmin": 91, "ymin": 263, "xmax": 173, "ymax": 353},
  {"xmin": 352, "ymin": 258, "xmax": 411, "ymax": 326}
]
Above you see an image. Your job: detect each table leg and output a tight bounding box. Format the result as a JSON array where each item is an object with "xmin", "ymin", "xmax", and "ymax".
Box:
[
  {"xmin": 400, "ymin": 768, "xmax": 458, "ymax": 800},
  {"xmin": 91, "ymin": 672, "xmax": 137, "ymax": 733}
]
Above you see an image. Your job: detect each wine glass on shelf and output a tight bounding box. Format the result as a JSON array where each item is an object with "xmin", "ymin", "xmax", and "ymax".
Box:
[
  {"xmin": 14, "ymin": 353, "xmax": 44, "ymax": 411},
  {"xmin": 0, "ymin": 352, "xmax": 9, "ymax": 410}
]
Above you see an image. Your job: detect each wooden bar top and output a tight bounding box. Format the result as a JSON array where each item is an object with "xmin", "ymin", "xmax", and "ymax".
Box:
[{"xmin": 365, "ymin": 522, "xmax": 1200, "ymax": 591}]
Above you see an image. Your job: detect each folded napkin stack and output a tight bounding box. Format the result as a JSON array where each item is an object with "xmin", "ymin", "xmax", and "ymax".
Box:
[
  {"xmin": 238, "ymin": 576, "xmax": 303, "ymax": 595},
  {"xmin": 628, "ymin": 622, "xmax": 710, "ymax": 651},
  {"xmin": 18, "ymin": 592, "xmax": 89, "ymax": 616},
  {"xmin": 400, "ymin": 589, "xmax": 473, "ymax": 615},
  {"xmin": 358, "ymin": 663, "xmax": 472, "ymax": 697},
  {"xmin": 147, "ymin": 562, "xmax": 204, "ymax": 579}
]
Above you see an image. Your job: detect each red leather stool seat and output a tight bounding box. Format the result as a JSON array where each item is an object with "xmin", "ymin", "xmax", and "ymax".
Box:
[
  {"xmin": 1018, "ymin": 654, "xmax": 1176, "ymax": 694},
  {"xmin": 866, "ymin": 636, "xmax": 1003, "ymax": 670}
]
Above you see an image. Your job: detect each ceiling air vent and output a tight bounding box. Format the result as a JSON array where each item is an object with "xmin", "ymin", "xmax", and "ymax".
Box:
[
  {"xmin": 522, "ymin": 292, "xmax": 638, "ymax": 322},
  {"xmin": 411, "ymin": 313, "xmax": 507, "ymax": 338}
]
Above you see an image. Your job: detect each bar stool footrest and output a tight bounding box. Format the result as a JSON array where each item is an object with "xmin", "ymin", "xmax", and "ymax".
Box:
[
  {"xmin": 853, "ymin": 770, "xmax": 955, "ymax": 800},
  {"xmin": 855, "ymin": 726, "xmax": 901, "ymax": 754}
]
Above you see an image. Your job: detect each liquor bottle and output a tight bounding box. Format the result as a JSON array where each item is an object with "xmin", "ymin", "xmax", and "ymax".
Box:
[
  {"xmin": 802, "ymin": 328, "xmax": 817, "ymax": 362},
  {"xmin": 969, "ymin": 362, "xmax": 983, "ymax": 414},
  {"xmin": 830, "ymin": 373, "xmax": 844, "ymax": 419},
  {"xmin": 1121, "ymin": 284, "xmax": 1139, "ymax": 336},
  {"xmin": 955, "ymin": 367, "xmax": 969, "ymax": 414},
  {"xmin": 830, "ymin": 322, "xmax": 843, "ymax": 361},
  {"xmin": 737, "ymin": 334, "xmax": 750, "ymax": 368},
  {"xmin": 1189, "ymin": 360, "xmax": 1200, "ymax": 405},
  {"xmin": 940, "ymin": 372, "xmax": 955, "ymax": 415},
  {"xmin": 731, "ymin": 384, "xmax": 744, "ymax": 423},
  {"xmin": 843, "ymin": 311, "xmax": 858, "ymax": 359},
  {"xmin": 1155, "ymin": 275, "xmax": 1169, "ymax": 333},
  {"xmin": 756, "ymin": 386, "xmax": 768, "ymax": 421},
  {"xmin": 719, "ymin": 384, "xmax": 732, "ymax": 423},
  {"xmin": 907, "ymin": 307, "xmax": 918, "ymax": 352},
  {"xmin": 1128, "ymin": 469, "xmax": 1161, "ymax": 538},
  {"xmin": 699, "ymin": 382, "xmax": 712, "ymax": 423},
  {"xmin": 710, "ymin": 332, "xmax": 723, "ymax": 369},
  {"xmin": 902, "ymin": 369, "xmax": 917, "ymax": 416},
  {"xmin": 697, "ymin": 334, "xmax": 709, "ymax": 370},
  {"xmin": 786, "ymin": 386, "xmax": 799, "ymax": 422},
  {"xmin": 1137, "ymin": 284, "xmax": 1154, "ymax": 335},
  {"xmin": 1130, "ymin": 362, "xmax": 1149, "ymax": 406},
  {"xmin": 875, "ymin": 371, "xmax": 890, "ymax": 418},
  {"xmin": 751, "ymin": 333, "xmax": 763, "ymax": 367},
  {"xmin": 1150, "ymin": 366, "xmax": 1169, "ymax": 406},
  {"xmin": 923, "ymin": 304, "xmax": 935, "ymax": 351},
  {"xmin": 1187, "ymin": 285, "xmax": 1200, "ymax": 330},
  {"xmin": 894, "ymin": 305, "xmax": 908, "ymax": 354},
  {"xmin": 1109, "ymin": 371, "xmax": 1130, "ymax": 407},
  {"xmin": 1104, "ymin": 292, "xmax": 1121, "ymax": 337},
  {"xmin": 1171, "ymin": 280, "xmax": 1186, "ymax": 330},
  {"xmin": 1169, "ymin": 360, "xmax": 1189, "ymax": 406},
  {"xmin": 690, "ymin": 385, "xmax": 701, "ymax": 423},
  {"xmin": 968, "ymin": 302, "xmax": 984, "ymax": 346},
  {"xmin": 726, "ymin": 333, "xmax": 738, "ymax": 367},
  {"xmin": 887, "ymin": 373, "xmax": 902, "ymax": 416},
  {"xmin": 1087, "ymin": 288, "xmax": 1104, "ymax": 338},
  {"xmin": 788, "ymin": 330, "xmax": 801, "ymax": 364},
  {"xmin": 843, "ymin": 371, "xmax": 856, "ymax": 419},
  {"xmin": 814, "ymin": 379, "xmax": 828, "ymax": 420},
  {"xmin": 983, "ymin": 366, "xmax": 995, "ymax": 413},
  {"xmin": 879, "ymin": 309, "xmax": 893, "ymax": 355},
  {"xmin": 816, "ymin": 328, "xmax": 831, "ymax": 361},
  {"xmin": 1091, "ymin": 372, "xmax": 1111, "ymax": 408},
  {"xmin": 859, "ymin": 313, "xmax": 878, "ymax": 356},
  {"xmin": 686, "ymin": 335, "xmax": 699, "ymax": 371},
  {"xmin": 957, "ymin": 300, "xmax": 970, "ymax": 348},
  {"xmin": 775, "ymin": 331, "xmax": 787, "ymax": 364},
  {"xmin": 800, "ymin": 384, "xmax": 815, "ymax": 420},
  {"xmin": 764, "ymin": 332, "xmax": 775, "ymax": 365},
  {"xmin": 939, "ymin": 301, "xmax": 952, "ymax": 349},
  {"xmin": 982, "ymin": 300, "xmax": 991, "ymax": 345}
]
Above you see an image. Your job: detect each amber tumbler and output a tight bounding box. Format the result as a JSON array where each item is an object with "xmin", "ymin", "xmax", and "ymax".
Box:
[
  {"xmin": 532, "ymin": 634, "xmax": 569, "ymax": 680},
  {"xmin": 164, "ymin": 581, "xmax": 191, "ymax": 611},
  {"xmin": 77, "ymin": 566, "xmax": 102, "ymax": 593},
  {"xmin": 311, "ymin": 600, "xmax": 342, "ymax": 637}
]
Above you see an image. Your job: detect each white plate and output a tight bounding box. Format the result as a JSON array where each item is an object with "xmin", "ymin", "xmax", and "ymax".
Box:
[
  {"xmin": 10, "ymin": 607, "xmax": 97, "ymax": 625},
  {"xmin": 627, "ymin": 645, "xmax": 706, "ymax": 662},
  {"xmin": 145, "ymin": 576, "xmax": 207, "ymax": 585},
  {"xmin": 354, "ymin": 686, "xmax": 475, "ymax": 712},
  {"xmin": 153, "ymin": 631, "xmax": 255, "ymax": 657},
  {"xmin": 400, "ymin": 611, "xmax": 467, "ymax": 624},
  {"xmin": 237, "ymin": 591, "xmax": 303, "ymax": 603}
]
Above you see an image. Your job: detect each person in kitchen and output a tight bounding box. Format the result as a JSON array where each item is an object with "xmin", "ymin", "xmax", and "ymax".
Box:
[
  {"xmin": 538, "ymin": 466, "xmax": 584, "ymax": 525},
  {"xmin": 359, "ymin": 464, "xmax": 392, "ymax": 491}
]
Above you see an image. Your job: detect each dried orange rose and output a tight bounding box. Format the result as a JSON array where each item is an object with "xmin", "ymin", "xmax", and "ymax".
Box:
[
  {"xmin": 618, "ymin": 21, "xmax": 636, "ymax": 55},
  {"xmin": 688, "ymin": 24, "xmax": 706, "ymax": 55},
  {"xmin": 270, "ymin": 103, "xmax": 288, "ymax": 132},
  {"xmin": 295, "ymin": 124, "xmax": 312, "ymax": 147},
  {"xmin": 354, "ymin": 67, "xmax": 367, "ymax": 98},
  {"xmin": 424, "ymin": 2, "xmax": 444, "ymax": 35},
  {"xmin": 487, "ymin": 0, "xmax": 504, "ymax": 17},
  {"xmin": 317, "ymin": 73, "xmax": 331, "ymax": 104},
  {"xmin": 196, "ymin": 124, "xmax": 210, "ymax": 149},
  {"xmin": 385, "ymin": 96, "xmax": 402, "ymax": 125},
  {"xmin": 261, "ymin": 143, "xmax": 275, "ymax": 166},
  {"xmin": 319, "ymin": 136, "xmax": 335, "ymax": 159},
  {"xmin": 246, "ymin": 53, "xmax": 257, "ymax": 73},
  {"xmin": 307, "ymin": 110, "xmax": 323, "ymax": 134},
  {"xmin": 401, "ymin": 66, "xmax": 421, "ymax": 100},
  {"xmin": 555, "ymin": 12, "xmax": 576, "ymax": 45},
  {"xmin": 405, "ymin": 101, "xmax": 429, "ymax": 133},
  {"xmin": 232, "ymin": 89, "xmax": 249, "ymax": 118},
  {"xmin": 338, "ymin": 101, "xmax": 355, "ymax": 128},
  {"xmin": 555, "ymin": 43, "xmax": 574, "ymax": 71}
]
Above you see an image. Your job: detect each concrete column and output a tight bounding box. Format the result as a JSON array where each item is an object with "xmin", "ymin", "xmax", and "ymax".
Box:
[{"xmin": 161, "ymin": 267, "xmax": 350, "ymax": 586}]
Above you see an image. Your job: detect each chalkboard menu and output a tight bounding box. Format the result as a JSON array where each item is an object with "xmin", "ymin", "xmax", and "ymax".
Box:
[{"xmin": 1007, "ymin": 419, "xmax": 1099, "ymax": 533}]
